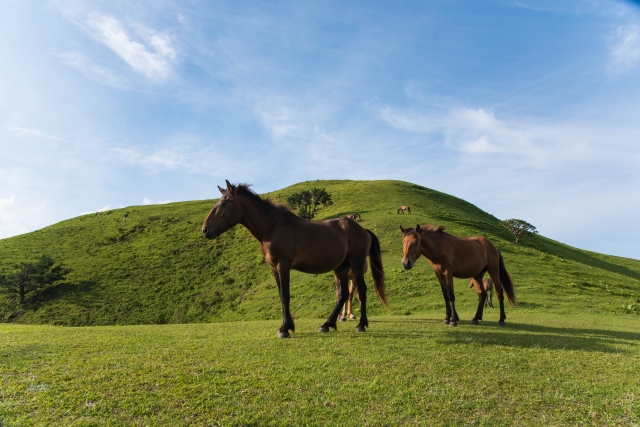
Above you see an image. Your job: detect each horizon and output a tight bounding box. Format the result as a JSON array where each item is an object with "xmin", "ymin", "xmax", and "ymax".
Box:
[{"xmin": 1, "ymin": 0, "xmax": 640, "ymax": 260}]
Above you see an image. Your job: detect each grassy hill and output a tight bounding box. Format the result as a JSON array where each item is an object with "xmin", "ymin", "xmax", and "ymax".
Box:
[{"xmin": 1, "ymin": 180, "xmax": 639, "ymax": 325}]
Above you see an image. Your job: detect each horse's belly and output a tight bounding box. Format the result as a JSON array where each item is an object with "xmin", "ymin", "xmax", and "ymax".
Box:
[{"xmin": 291, "ymin": 251, "xmax": 346, "ymax": 274}]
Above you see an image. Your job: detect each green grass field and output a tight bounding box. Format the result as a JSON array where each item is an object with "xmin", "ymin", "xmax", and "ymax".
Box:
[
  {"xmin": 1, "ymin": 180, "xmax": 639, "ymax": 426},
  {"xmin": 2, "ymin": 312, "xmax": 639, "ymax": 426}
]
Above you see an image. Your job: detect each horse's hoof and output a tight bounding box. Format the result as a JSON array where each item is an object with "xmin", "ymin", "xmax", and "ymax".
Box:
[
  {"xmin": 349, "ymin": 315, "xmax": 356, "ymax": 320},
  {"xmin": 442, "ymin": 319, "xmax": 450, "ymax": 325},
  {"xmin": 498, "ymin": 321, "xmax": 506, "ymax": 327},
  {"xmin": 318, "ymin": 326, "xmax": 330, "ymax": 333},
  {"xmin": 355, "ymin": 325, "xmax": 366, "ymax": 332},
  {"xmin": 339, "ymin": 317, "xmax": 346, "ymax": 322},
  {"xmin": 277, "ymin": 331, "xmax": 290, "ymax": 339},
  {"xmin": 470, "ymin": 319, "xmax": 478, "ymax": 325},
  {"xmin": 450, "ymin": 321, "xmax": 458, "ymax": 327}
]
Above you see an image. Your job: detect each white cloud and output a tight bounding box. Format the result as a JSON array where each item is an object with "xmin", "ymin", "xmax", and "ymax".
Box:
[
  {"xmin": 9, "ymin": 126, "xmax": 63, "ymax": 141},
  {"xmin": 142, "ymin": 198, "xmax": 172, "ymax": 205},
  {"xmin": 81, "ymin": 205, "xmax": 113, "ymax": 215},
  {"xmin": 608, "ymin": 25, "xmax": 640, "ymax": 73},
  {"xmin": 86, "ymin": 13, "xmax": 177, "ymax": 81}
]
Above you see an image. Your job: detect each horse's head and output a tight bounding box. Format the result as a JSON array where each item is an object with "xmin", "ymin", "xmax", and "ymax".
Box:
[
  {"xmin": 202, "ymin": 180, "xmax": 243, "ymax": 239},
  {"xmin": 400, "ymin": 224, "xmax": 422, "ymax": 270}
]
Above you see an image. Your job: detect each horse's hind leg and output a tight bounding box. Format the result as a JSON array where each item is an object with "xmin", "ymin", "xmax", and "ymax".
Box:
[
  {"xmin": 487, "ymin": 266, "xmax": 506, "ymax": 326},
  {"xmin": 470, "ymin": 273, "xmax": 487, "ymax": 325},
  {"xmin": 319, "ymin": 260, "xmax": 350, "ymax": 333},
  {"xmin": 354, "ymin": 274, "xmax": 368, "ymax": 332}
]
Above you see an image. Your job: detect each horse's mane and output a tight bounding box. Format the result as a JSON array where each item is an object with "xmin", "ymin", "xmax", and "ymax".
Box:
[
  {"xmin": 421, "ymin": 224, "xmax": 445, "ymax": 233},
  {"xmin": 235, "ymin": 184, "xmax": 293, "ymax": 215}
]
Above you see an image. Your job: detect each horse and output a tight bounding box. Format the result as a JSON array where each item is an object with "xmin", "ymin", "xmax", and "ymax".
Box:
[
  {"xmin": 347, "ymin": 213, "xmax": 362, "ymax": 222},
  {"xmin": 400, "ymin": 224, "xmax": 516, "ymax": 326},
  {"xmin": 202, "ymin": 181, "xmax": 388, "ymax": 338},
  {"xmin": 469, "ymin": 278, "xmax": 494, "ymax": 308},
  {"xmin": 397, "ymin": 206, "xmax": 411, "ymax": 214},
  {"xmin": 338, "ymin": 262, "xmax": 368, "ymax": 321}
]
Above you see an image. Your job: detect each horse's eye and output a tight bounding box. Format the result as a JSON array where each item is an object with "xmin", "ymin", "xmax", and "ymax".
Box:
[{"xmin": 221, "ymin": 200, "xmax": 228, "ymax": 206}]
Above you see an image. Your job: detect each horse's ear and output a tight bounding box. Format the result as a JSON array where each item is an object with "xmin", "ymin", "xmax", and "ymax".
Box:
[
  {"xmin": 225, "ymin": 179, "xmax": 235, "ymax": 193},
  {"xmin": 400, "ymin": 226, "xmax": 406, "ymax": 234},
  {"xmin": 218, "ymin": 185, "xmax": 226, "ymax": 195},
  {"xmin": 416, "ymin": 224, "xmax": 421, "ymax": 232}
]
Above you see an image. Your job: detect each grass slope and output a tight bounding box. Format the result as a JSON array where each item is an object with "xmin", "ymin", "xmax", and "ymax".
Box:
[{"xmin": 0, "ymin": 180, "xmax": 639, "ymax": 325}]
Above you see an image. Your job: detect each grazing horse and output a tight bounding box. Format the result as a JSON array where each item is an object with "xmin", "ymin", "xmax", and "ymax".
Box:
[
  {"xmin": 338, "ymin": 262, "xmax": 368, "ymax": 321},
  {"xmin": 202, "ymin": 181, "xmax": 388, "ymax": 338},
  {"xmin": 400, "ymin": 224, "xmax": 516, "ymax": 326},
  {"xmin": 469, "ymin": 278, "xmax": 494, "ymax": 308},
  {"xmin": 397, "ymin": 206, "xmax": 411, "ymax": 214},
  {"xmin": 347, "ymin": 213, "xmax": 362, "ymax": 222}
]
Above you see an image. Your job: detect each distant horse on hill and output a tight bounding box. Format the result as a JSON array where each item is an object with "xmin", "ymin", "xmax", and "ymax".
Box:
[
  {"xmin": 400, "ymin": 224, "xmax": 516, "ymax": 326},
  {"xmin": 347, "ymin": 213, "xmax": 362, "ymax": 222},
  {"xmin": 469, "ymin": 277, "xmax": 494, "ymax": 308},
  {"xmin": 397, "ymin": 206, "xmax": 411, "ymax": 214},
  {"xmin": 202, "ymin": 180, "xmax": 388, "ymax": 338}
]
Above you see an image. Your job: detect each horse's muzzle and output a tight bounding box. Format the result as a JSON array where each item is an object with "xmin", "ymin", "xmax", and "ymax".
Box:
[
  {"xmin": 402, "ymin": 259, "xmax": 413, "ymax": 270},
  {"xmin": 202, "ymin": 226, "xmax": 219, "ymax": 239}
]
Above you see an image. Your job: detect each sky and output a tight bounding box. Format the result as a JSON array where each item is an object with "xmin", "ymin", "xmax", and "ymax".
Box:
[{"xmin": 1, "ymin": 0, "xmax": 640, "ymax": 259}]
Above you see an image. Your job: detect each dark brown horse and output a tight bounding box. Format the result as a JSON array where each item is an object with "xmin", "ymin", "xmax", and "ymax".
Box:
[
  {"xmin": 469, "ymin": 277, "xmax": 494, "ymax": 308},
  {"xmin": 400, "ymin": 224, "xmax": 516, "ymax": 326},
  {"xmin": 202, "ymin": 181, "xmax": 388, "ymax": 338},
  {"xmin": 397, "ymin": 206, "xmax": 411, "ymax": 214}
]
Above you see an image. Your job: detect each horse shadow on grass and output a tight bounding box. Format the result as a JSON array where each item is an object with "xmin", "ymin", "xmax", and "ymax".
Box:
[{"xmin": 366, "ymin": 317, "xmax": 640, "ymax": 354}]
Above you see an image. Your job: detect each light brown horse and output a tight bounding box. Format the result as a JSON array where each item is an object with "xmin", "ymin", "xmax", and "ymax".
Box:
[
  {"xmin": 347, "ymin": 213, "xmax": 362, "ymax": 222},
  {"xmin": 202, "ymin": 181, "xmax": 388, "ymax": 338},
  {"xmin": 469, "ymin": 278, "xmax": 494, "ymax": 308},
  {"xmin": 397, "ymin": 206, "xmax": 411, "ymax": 214},
  {"xmin": 400, "ymin": 224, "xmax": 516, "ymax": 326},
  {"xmin": 338, "ymin": 262, "xmax": 368, "ymax": 321}
]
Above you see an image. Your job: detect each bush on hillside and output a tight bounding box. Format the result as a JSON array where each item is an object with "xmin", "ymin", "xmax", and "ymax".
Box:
[
  {"xmin": 286, "ymin": 187, "xmax": 333, "ymax": 220},
  {"xmin": 0, "ymin": 255, "xmax": 69, "ymax": 306}
]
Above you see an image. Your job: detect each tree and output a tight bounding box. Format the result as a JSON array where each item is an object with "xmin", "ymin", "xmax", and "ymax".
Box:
[
  {"xmin": 501, "ymin": 219, "xmax": 538, "ymax": 245},
  {"xmin": 286, "ymin": 187, "xmax": 333, "ymax": 220},
  {"xmin": 1, "ymin": 255, "xmax": 69, "ymax": 305}
]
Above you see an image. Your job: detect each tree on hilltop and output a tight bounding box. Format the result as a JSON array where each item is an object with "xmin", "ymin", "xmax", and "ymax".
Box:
[
  {"xmin": 501, "ymin": 219, "xmax": 538, "ymax": 245},
  {"xmin": 286, "ymin": 187, "xmax": 333, "ymax": 220}
]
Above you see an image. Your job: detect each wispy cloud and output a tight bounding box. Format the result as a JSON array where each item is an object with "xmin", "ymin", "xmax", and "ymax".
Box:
[
  {"xmin": 380, "ymin": 106, "xmax": 600, "ymax": 167},
  {"xmin": 0, "ymin": 195, "xmax": 17, "ymax": 223},
  {"xmin": 58, "ymin": 51, "xmax": 127, "ymax": 87},
  {"xmin": 112, "ymin": 147, "xmax": 188, "ymax": 170},
  {"xmin": 86, "ymin": 13, "xmax": 177, "ymax": 81},
  {"xmin": 608, "ymin": 24, "xmax": 640, "ymax": 73},
  {"xmin": 9, "ymin": 126, "xmax": 63, "ymax": 141}
]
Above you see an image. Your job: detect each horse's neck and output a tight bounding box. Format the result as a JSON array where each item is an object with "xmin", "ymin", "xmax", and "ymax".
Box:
[
  {"xmin": 238, "ymin": 195, "xmax": 279, "ymax": 242},
  {"xmin": 420, "ymin": 232, "xmax": 444, "ymax": 259}
]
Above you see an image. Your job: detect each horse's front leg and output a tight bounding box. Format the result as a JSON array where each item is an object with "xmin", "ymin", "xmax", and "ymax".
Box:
[
  {"xmin": 436, "ymin": 273, "xmax": 452, "ymax": 324},
  {"xmin": 443, "ymin": 272, "xmax": 459, "ymax": 326},
  {"xmin": 347, "ymin": 281, "xmax": 357, "ymax": 320},
  {"xmin": 319, "ymin": 264, "xmax": 350, "ymax": 333},
  {"xmin": 273, "ymin": 264, "xmax": 295, "ymax": 338}
]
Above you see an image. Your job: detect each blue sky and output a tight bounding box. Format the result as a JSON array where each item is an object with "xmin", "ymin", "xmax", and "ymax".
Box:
[{"xmin": 1, "ymin": 0, "xmax": 640, "ymax": 259}]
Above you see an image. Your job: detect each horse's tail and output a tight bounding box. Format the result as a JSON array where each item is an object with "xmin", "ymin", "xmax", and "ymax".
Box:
[
  {"xmin": 498, "ymin": 252, "xmax": 517, "ymax": 308},
  {"xmin": 366, "ymin": 229, "xmax": 388, "ymax": 308}
]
